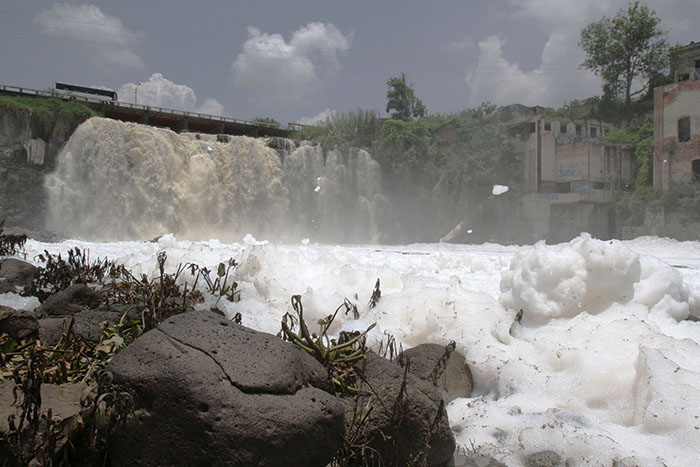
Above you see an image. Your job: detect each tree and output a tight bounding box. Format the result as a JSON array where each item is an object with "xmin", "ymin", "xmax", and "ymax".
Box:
[
  {"xmin": 385, "ymin": 73, "xmax": 426, "ymax": 121},
  {"xmin": 579, "ymin": 1, "xmax": 669, "ymax": 107}
]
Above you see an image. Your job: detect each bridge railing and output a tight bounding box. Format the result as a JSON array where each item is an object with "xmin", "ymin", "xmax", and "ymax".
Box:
[{"xmin": 0, "ymin": 83, "xmax": 284, "ymax": 130}]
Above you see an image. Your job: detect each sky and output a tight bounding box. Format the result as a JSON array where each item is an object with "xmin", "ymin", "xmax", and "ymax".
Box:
[{"xmin": 1, "ymin": 1, "xmax": 699, "ymax": 125}]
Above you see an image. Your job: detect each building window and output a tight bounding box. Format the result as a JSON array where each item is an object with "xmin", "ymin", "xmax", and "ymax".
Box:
[
  {"xmin": 561, "ymin": 121, "xmax": 568, "ymax": 133},
  {"xmin": 530, "ymin": 122, "xmax": 536, "ymax": 134},
  {"xmin": 695, "ymin": 60, "xmax": 700, "ymax": 77},
  {"xmin": 544, "ymin": 121, "xmax": 551, "ymax": 131},
  {"xmin": 679, "ymin": 117, "xmax": 691, "ymax": 142},
  {"xmin": 693, "ymin": 159, "xmax": 700, "ymax": 182},
  {"xmin": 590, "ymin": 127, "xmax": 598, "ymax": 138},
  {"xmin": 575, "ymin": 125, "xmax": 582, "ymax": 136}
]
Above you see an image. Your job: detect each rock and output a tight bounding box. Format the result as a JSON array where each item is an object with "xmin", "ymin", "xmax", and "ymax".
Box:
[
  {"xmin": 524, "ymin": 450, "xmax": 563, "ymax": 467},
  {"xmin": 36, "ymin": 310, "xmax": 121, "ymax": 345},
  {"xmin": 72, "ymin": 310, "xmax": 121, "ymax": 343},
  {"xmin": 402, "ymin": 343, "xmax": 473, "ymax": 404},
  {"xmin": 39, "ymin": 284, "xmax": 102, "ymax": 316},
  {"xmin": 0, "ymin": 258, "xmax": 37, "ymax": 293},
  {"xmin": 0, "ymin": 305, "xmax": 39, "ymax": 339},
  {"xmin": 0, "ymin": 380, "xmax": 87, "ymax": 465},
  {"xmin": 106, "ymin": 310, "xmax": 345, "ymax": 467},
  {"xmin": 38, "ymin": 317, "xmax": 68, "ymax": 346},
  {"xmin": 345, "ymin": 353, "xmax": 456, "ymax": 466}
]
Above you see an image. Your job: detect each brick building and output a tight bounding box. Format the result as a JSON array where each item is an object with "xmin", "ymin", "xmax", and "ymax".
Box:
[{"xmin": 653, "ymin": 42, "xmax": 700, "ymax": 191}]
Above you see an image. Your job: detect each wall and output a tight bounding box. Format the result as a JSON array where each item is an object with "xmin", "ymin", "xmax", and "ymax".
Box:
[{"xmin": 653, "ymin": 80, "xmax": 700, "ymax": 191}]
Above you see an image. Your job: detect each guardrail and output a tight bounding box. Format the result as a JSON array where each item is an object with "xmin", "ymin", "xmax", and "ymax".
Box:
[{"xmin": 0, "ymin": 83, "xmax": 284, "ymax": 130}]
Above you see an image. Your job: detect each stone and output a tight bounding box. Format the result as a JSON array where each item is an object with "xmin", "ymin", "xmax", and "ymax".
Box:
[
  {"xmin": 0, "ymin": 380, "xmax": 87, "ymax": 465},
  {"xmin": 402, "ymin": 343, "xmax": 473, "ymax": 404},
  {"xmin": 38, "ymin": 317, "xmax": 68, "ymax": 346},
  {"xmin": 0, "ymin": 258, "xmax": 37, "ymax": 293},
  {"xmin": 71, "ymin": 310, "xmax": 121, "ymax": 343},
  {"xmin": 0, "ymin": 305, "xmax": 39, "ymax": 339},
  {"xmin": 106, "ymin": 310, "xmax": 345, "ymax": 467},
  {"xmin": 36, "ymin": 310, "xmax": 120, "ymax": 346},
  {"xmin": 39, "ymin": 284, "xmax": 102, "ymax": 317},
  {"xmin": 524, "ymin": 450, "xmax": 563, "ymax": 467},
  {"xmin": 344, "ymin": 353, "xmax": 456, "ymax": 466}
]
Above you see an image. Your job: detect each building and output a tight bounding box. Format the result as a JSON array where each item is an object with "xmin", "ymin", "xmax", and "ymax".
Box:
[
  {"xmin": 653, "ymin": 42, "xmax": 700, "ymax": 191},
  {"xmin": 508, "ymin": 112, "xmax": 633, "ymax": 242},
  {"xmin": 670, "ymin": 41, "xmax": 700, "ymax": 82}
]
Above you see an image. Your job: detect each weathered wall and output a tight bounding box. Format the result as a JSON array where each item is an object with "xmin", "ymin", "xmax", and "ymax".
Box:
[{"xmin": 653, "ymin": 81, "xmax": 700, "ymax": 190}]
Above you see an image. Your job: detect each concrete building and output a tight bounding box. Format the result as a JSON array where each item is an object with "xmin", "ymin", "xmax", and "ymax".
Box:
[
  {"xmin": 508, "ymin": 112, "xmax": 633, "ymax": 242},
  {"xmin": 670, "ymin": 41, "xmax": 700, "ymax": 82},
  {"xmin": 653, "ymin": 43, "xmax": 700, "ymax": 191}
]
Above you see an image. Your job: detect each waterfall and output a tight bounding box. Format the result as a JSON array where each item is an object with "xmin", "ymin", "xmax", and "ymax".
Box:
[{"xmin": 45, "ymin": 117, "xmax": 389, "ymax": 242}]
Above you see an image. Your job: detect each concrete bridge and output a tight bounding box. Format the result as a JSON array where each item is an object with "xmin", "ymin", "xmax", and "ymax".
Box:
[{"xmin": 0, "ymin": 84, "xmax": 292, "ymax": 138}]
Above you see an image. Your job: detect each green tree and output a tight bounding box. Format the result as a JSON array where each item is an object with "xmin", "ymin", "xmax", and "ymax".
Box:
[
  {"xmin": 385, "ymin": 73, "xmax": 426, "ymax": 121},
  {"xmin": 579, "ymin": 1, "xmax": 669, "ymax": 107}
]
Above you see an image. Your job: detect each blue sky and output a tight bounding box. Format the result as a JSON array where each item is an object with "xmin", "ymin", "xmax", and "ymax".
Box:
[{"xmin": 2, "ymin": 1, "xmax": 699, "ymax": 124}]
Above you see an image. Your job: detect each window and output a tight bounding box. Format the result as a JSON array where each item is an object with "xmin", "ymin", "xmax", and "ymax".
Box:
[
  {"xmin": 590, "ymin": 127, "xmax": 598, "ymax": 138},
  {"xmin": 561, "ymin": 121, "xmax": 568, "ymax": 133},
  {"xmin": 530, "ymin": 122, "xmax": 536, "ymax": 133},
  {"xmin": 544, "ymin": 121, "xmax": 551, "ymax": 131},
  {"xmin": 575, "ymin": 125, "xmax": 582, "ymax": 136},
  {"xmin": 695, "ymin": 60, "xmax": 700, "ymax": 76},
  {"xmin": 679, "ymin": 117, "xmax": 691, "ymax": 142},
  {"xmin": 693, "ymin": 159, "xmax": 700, "ymax": 182}
]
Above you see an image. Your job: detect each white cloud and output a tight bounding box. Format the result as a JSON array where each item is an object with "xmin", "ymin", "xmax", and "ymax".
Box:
[
  {"xmin": 34, "ymin": 3, "xmax": 144, "ymax": 68},
  {"xmin": 441, "ymin": 37, "xmax": 476, "ymax": 52},
  {"xmin": 196, "ymin": 98, "xmax": 225, "ymax": 116},
  {"xmin": 466, "ymin": 34, "xmax": 600, "ymax": 107},
  {"xmin": 466, "ymin": 0, "xmax": 693, "ymax": 108},
  {"xmin": 232, "ymin": 22, "xmax": 352, "ymax": 105},
  {"xmin": 118, "ymin": 73, "xmax": 225, "ymax": 116},
  {"xmin": 298, "ymin": 108, "xmax": 336, "ymax": 125}
]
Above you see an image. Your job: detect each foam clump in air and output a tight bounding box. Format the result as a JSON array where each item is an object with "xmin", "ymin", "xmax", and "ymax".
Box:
[
  {"xmin": 500, "ymin": 233, "xmax": 641, "ymax": 324},
  {"xmin": 492, "ymin": 184, "xmax": 509, "ymax": 195}
]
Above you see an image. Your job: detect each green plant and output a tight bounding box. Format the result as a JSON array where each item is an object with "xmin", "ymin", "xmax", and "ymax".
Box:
[{"xmin": 280, "ymin": 295, "xmax": 375, "ymax": 392}]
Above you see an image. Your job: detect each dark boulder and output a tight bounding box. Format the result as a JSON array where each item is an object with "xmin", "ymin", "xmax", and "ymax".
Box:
[
  {"xmin": 37, "ymin": 310, "xmax": 124, "ymax": 346},
  {"xmin": 0, "ymin": 258, "xmax": 37, "ymax": 293},
  {"xmin": 0, "ymin": 305, "xmax": 38, "ymax": 339},
  {"xmin": 39, "ymin": 284, "xmax": 102, "ymax": 316},
  {"xmin": 345, "ymin": 353, "xmax": 456, "ymax": 466},
  {"xmin": 402, "ymin": 343, "xmax": 473, "ymax": 404},
  {"xmin": 106, "ymin": 310, "xmax": 345, "ymax": 467}
]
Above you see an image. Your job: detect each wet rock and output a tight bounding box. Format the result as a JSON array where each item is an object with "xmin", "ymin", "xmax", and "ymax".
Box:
[
  {"xmin": 402, "ymin": 342, "xmax": 473, "ymax": 404},
  {"xmin": 106, "ymin": 310, "xmax": 344, "ymax": 467},
  {"xmin": 39, "ymin": 284, "xmax": 101, "ymax": 316}
]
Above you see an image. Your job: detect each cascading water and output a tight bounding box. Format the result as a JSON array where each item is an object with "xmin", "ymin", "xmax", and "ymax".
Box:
[{"xmin": 44, "ymin": 117, "xmax": 390, "ymax": 242}]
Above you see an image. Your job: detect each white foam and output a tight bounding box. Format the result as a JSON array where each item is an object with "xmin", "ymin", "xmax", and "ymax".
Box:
[{"xmin": 15, "ymin": 233, "xmax": 700, "ymax": 465}]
